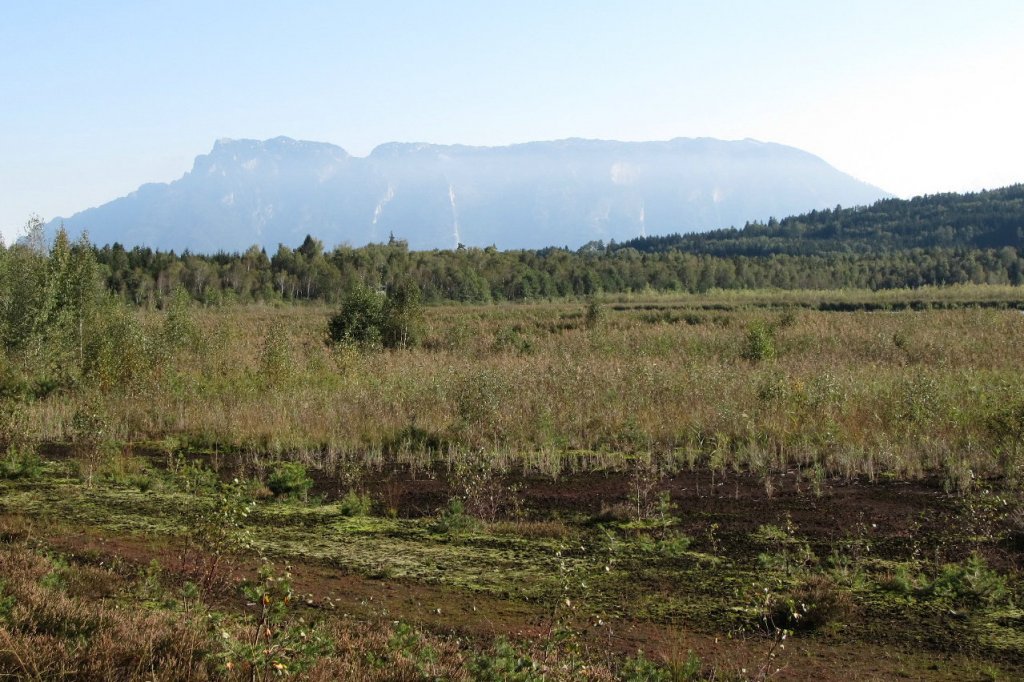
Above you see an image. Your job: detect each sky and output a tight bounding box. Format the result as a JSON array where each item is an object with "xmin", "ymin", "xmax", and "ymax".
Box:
[{"xmin": 2, "ymin": 0, "xmax": 1023, "ymax": 243}]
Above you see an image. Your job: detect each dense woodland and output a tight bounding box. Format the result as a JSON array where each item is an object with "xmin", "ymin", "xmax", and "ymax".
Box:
[
  {"xmin": 619, "ymin": 184, "xmax": 1024, "ymax": 255},
  {"xmin": 15, "ymin": 185, "xmax": 1024, "ymax": 307}
]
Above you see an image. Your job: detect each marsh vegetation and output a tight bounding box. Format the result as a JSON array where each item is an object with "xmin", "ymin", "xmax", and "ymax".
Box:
[{"xmin": 1, "ymin": 227, "xmax": 1023, "ymax": 679}]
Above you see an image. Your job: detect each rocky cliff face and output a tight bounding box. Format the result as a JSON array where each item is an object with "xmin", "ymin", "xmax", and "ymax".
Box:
[{"xmin": 52, "ymin": 136, "xmax": 889, "ymax": 251}]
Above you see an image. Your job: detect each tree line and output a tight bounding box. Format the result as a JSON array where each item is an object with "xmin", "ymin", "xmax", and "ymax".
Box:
[
  {"xmin": 7, "ymin": 184, "xmax": 1024, "ymax": 309},
  {"xmin": 88, "ymin": 240, "xmax": 1024, "ymax": 307},
  {"xmin": 616, "ymin": 184, "xmax": 1024, "ymax": 256}
]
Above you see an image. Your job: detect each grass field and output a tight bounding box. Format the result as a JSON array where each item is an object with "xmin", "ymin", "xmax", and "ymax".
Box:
[{"xmin": 2, "ymin": 285, "xmax": 1023, "ymax": 679}]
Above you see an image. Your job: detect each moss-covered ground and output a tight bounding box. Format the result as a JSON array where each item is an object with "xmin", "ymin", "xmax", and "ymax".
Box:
[{"xmin": 1, "ymin": 455, "xmax": 1021, "ymax": 680}]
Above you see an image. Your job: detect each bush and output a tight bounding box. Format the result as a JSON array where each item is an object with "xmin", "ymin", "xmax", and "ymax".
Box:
[
  {"xmin": 267, "ymin": 461, "xmax": 313, "ymax": 499},
  {"xmin": 584, "ymin": 298, "xmax": 605, "ymax": 329},
  {"xmin": 0, "ymin": 446, "xmax": 42, "ymax": 480},
  {"xmin": 771, "ymin": 574, "xmax": 854, "ymax": 631},
  {"xmin": 327, "ymin": 280, "xmax": 423, "ymax": 349},
  {"xmin": 620, "ymin": 649, "xmax": 703, "ymax": 681},
  {"xmin": 742, "ymin": 320, "xmax": 777, "ymax": 361},
  {"xmin": 431, "ymin": 498, "xmax": 478, "ymax": 534},
  {"xmin": 327, "ymin": 283, "xmax": 385, "ymax": 347},
  {"xmin": 928, "ymin": 553, "xmax": 1010, "ymax": 607},
  {"xmin": 470, "ymin": 638, "xmax": 542, "ymax": 681},
  {"xmin": 339, "ymin": 490, "xmax": 373, "ymax": 516}
]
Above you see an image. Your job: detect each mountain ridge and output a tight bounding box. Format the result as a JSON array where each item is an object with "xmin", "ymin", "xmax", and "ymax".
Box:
[{"xmin": 51, "ymin": 136, "xmax": 889, "ymax": 252}]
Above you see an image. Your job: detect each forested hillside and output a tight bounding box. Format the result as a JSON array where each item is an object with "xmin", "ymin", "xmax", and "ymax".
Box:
[
  {"xmin": 26, "ymin": 186, "xmax": 1024, "ymax": 306},
  {"xmin": 617, "ymin": 185, "xmax": 1024, "ymax": 256}
]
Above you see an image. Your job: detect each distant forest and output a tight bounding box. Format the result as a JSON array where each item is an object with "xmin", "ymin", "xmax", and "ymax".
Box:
[{"xmin": 74, "ymin": 185, "xmax": 1024, "ymax": 305}]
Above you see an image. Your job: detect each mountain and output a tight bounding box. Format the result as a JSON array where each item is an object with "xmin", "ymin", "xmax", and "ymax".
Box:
[{"xmin": 51, "ymin": 136, "xmax": 889, "ymax": 252}]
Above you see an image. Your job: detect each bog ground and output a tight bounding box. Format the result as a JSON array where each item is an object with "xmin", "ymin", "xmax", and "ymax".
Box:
[{"xmin": 1, "ymin": 289, "xmax": 1023, "ymax": 680}]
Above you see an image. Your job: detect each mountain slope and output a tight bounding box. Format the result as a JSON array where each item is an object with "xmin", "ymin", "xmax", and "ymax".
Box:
[
  {"xmin": 615, "ymin": 185, "xmax": 1024, "ymax": 256},
  {"xmin": 52, "ymin": 136, "xmax": 889, "ymax": 251}
]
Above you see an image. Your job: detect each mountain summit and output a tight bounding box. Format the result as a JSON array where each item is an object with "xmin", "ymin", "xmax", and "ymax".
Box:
[{"xmin": 52, "ymin": 137, "xmax": 889, "ymax": 251}]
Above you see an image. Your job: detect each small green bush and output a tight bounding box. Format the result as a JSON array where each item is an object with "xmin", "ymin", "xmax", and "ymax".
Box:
[
  {"xmin": 327, "ymin": 280, "xmax": 423, "ymax": 350},
  {"xmin": 327, "ymin": 283, "xmax": 385, "ymax": 348},
  {"xmin": 0, "ymin": 446, "xmax": 42, "ymax": 480},
  {"xmin": 771, "ymin": 574, "xmax": 854, "ymax": 631},
  {"xmin": 620, "ymin": 649, "xmax": 702, "ymax": 682},
  {"xmin": 492, "ymin": 325, "xmax": 535, "ymax": 355},
  {"xmin": 742, "ymin": 320, "xmax": 777, "ymax": 361},
  {"xmin": 339, "ymin": 490, "xmax": 373, "ymax": 517},
  {"xmin": 470, "ymin": 638, "xmax": 542, "ymax": 682},
  {"xmin": 266, "ymin": 461, "xmax": 313, "ymax": 499},
  {"xmin": 928, "ymin": 553, "xmax": 1010, "ymax": 607},
  {"xmin": 431, "ymin": 498, "xmax": 478, "ymax": 534},
  {"xmin": 584, "ymin": 298, "xmax": 605, "ymax": 329}
]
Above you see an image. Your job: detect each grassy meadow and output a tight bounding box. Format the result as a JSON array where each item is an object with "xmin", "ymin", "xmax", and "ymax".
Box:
[{"xmin": 20, "ymin": 284, "xmax": 1024, "ymax": 487}]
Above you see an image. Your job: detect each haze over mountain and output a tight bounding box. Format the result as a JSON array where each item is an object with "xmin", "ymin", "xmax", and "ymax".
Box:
[{"xmin": 51, "ymin": 137, "xmax": 889, "ymax": 252}]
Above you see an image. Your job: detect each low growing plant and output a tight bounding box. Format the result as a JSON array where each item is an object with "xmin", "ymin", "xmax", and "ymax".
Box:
[
  {"xmin": 338, "ymin": 489, "xmax": 373, "ymax": 516},
  {"xmin": 217, "ymin": 562, "xmax": 331, "ymax": 679},
  {"xmin": 267, "ymin": 461, "xmax": 313, "ymax": 500}
]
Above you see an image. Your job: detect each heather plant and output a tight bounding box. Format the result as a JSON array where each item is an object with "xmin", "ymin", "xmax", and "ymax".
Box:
[{"xmin": 384, "ymin": 622, "xmax": 442, "ymax": 678}]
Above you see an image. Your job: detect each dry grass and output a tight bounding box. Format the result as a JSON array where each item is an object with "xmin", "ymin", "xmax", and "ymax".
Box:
[
  {"xmin": 0, "ymin": 522, "xmax": 629, "ymax": 681},
  {"xmin": 18, "ymin": 286, "xmax": 1024, "ymax": 485}
]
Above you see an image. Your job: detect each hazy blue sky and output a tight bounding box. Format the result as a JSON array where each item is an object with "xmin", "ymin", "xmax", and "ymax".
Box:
[{"xmin": 2, "ymin": 1, "xmax": 1022, "ymax": 242}]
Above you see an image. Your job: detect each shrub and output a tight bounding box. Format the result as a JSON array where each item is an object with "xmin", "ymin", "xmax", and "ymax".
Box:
[
  {"xmin": 584, "ymin": 298, "xmax": 605, "ymax": 329},
  {"xmin": 266, "ymin": 461, "xmax": 313, "ymax": 499},
  {"xmin": 471, "ymin": 637, "xmax": 543, "ymax": 681},
  {"xmin": 928, "ymin": 553, "xmax": 1010, "ymax": 607},
  {"xmin": 0, "ymin": 446, "xmax": 42, "ymax": 480},
  {"xmin": 431, "ymin": 498, "xmax": 478, "ymax": 534},
  {"xmin": 327, "ymin": 283, "xmax": 385, "ymax": 347},
  {"xmin": 219, "ymin": 562, "xmax": 332, "ymax": 677},
  {"xmin": 327, "ymin": 280, "xmax": 423, "ymax": 350},
  {"xmin": 339, "ymin": 489, "xmax": 373, "ymax": 516},
  {"xmin": 742, "ymin": 320, "xmax": 777, "ymax": 361},
  {"xmin": 493, "ymin": 325, "xmax": 535, "ymax": 355},
  {"xmin": 770, "ymin": 574, "xmax": 854, "ymax": 631},
  {"xmin": 621, "ymin": 649, "xmax": 702, "ymax": 681},
  {"xmin": 753, "ymin": 518, "xmax": 817, "ymax": 575},
  {"xmin": 160, "ymin": 286, "xmax": 201, "ymax": 352}
]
